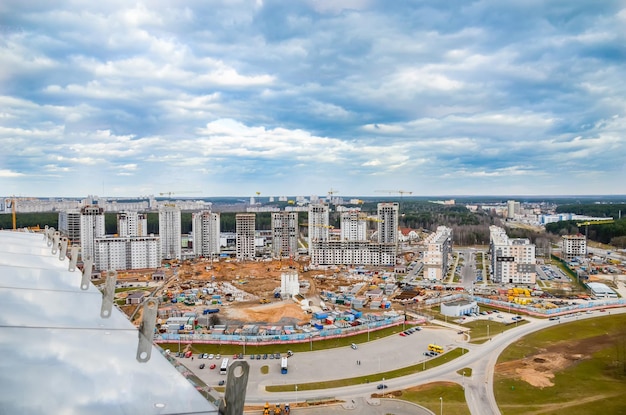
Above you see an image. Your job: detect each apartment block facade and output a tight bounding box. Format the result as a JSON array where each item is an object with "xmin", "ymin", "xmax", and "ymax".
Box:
[
  {"xmin": 58, "ymin": 209, "xmax": 81, "ymax": 245},
  {"xmin": 423, "ymin": 226, "xmax": 453, "ymax": 281},
  {"xmin": 117, "ymin": 211, "xmax": 148, "ymax": 237},
  {"xmin": 490, "ymin": 226, "xmax": 536, "ymax": 284},
  {"xmin": 271, "ymin": 211, "xmax": 298, "ymax": 259},
  {"xmin": 236, "ymin": 213, "xmax": 256, "ymax": 260},
  {"xmin": 159, "ymin": 204, "xmax": 181, "ymax": 260},
  {"xmin": 192, "ymin": 211, "xmax": 221, "ymax": 258},
  {"xmin": 79, "ymin": 205, "xmax": 105, "ymax": 261},
  {"xmin": 562, "ymin": 234, "xmax": 586, "ymax": 262},
  {"xmin": 94, "ymin": 236, "xmax": 160, "ymax": 271},
  {"xmin": 308, "ymin": 203, "xmax": 330, "ymax": 245},
  {"xmin": 340, "ymin": 210, "xmax": 367, "ymax": 241}
]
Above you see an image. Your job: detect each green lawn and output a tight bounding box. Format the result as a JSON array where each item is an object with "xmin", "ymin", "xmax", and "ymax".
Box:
[
  {"xmin": 495, "ymin": 314, "xmax": 626, "ymax": 415},
  {"xmin": 463, "ymin": 318, "xmax": 528, "ymax": 344},
  {"xmin": 400, "ymin": 382, "xmax": 470, "ymax": 415}
]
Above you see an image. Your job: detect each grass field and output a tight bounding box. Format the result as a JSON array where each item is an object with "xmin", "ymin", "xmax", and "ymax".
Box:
[
  {"xmin": 463, "ymin": 318, "xmax": 529, "ymax": 344},
  {"xmin": 399, "ymin": 382, "xmax": 470, "ymax": 415},
  {"xmin": 495, "ymin": 314, "xmax": 626, "ymax": 415}
]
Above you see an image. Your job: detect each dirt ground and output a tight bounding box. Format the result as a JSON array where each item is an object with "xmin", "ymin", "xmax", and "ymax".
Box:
[
  {"xmin": 114, "ymin": 257, "xmax": 368, "ymax": 324},
  {"xmin": 495, "ymin": 332, "xmax": 618, "ymax": 388},
  {"xmin": 224, "ymin": 301, "xmax": 311, "ymax": 325}
]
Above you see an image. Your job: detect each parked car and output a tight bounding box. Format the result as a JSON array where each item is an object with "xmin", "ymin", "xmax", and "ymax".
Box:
[
  {"xmin": 263, "ymin": 353, "xmax": 268, "ymax": 359},
  {"xmin": 207, "ymin": 354, "xmax": 214, "ymax": 359},
  {"xmin": 218, "ymin": 380, "xmax": 225, "ymax": 386},
  {"xmin": 215, "ymin": 354, "xmax": 221, "ymax": 359},
  {"xmin": 256, "ymin": 354, "xmax": 262, "ymax": 359},
  {"xmin": 351, "ymin": 343, "xmax": 358, "ymax": 350},
  {"xmin": 199, "ymin": 363, "xmax": 205, "ymax": 369},
  {"xmin": 377, "ymin": 384, "xmax": 388, "ymax": 390},
  {"xmin": 250, "ymin": 354, "xmax": 255, "ymax": 359},
  {"xmin": 210, "ymin": 364, "xmax": 216, "ymax": 369},
  {"xmin": 274, "ymin": 353, "xmax": 281, "ymax": 359}
]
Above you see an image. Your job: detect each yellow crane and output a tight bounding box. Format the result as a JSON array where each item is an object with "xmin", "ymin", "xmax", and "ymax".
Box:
[
  {"xmin": 158, "ymin": 191, "xmax": 201, "ymax": 198},
  {"xmin": 9, "ymin": 197, "xmax": 16, "ymax": 230},
  {"xmin": 576, "ymin": 219, "xmax": 615, "ymax": 238},
  {"xmin": 374, "ymin": 190, "xmax": 413, "ymax": 197}
]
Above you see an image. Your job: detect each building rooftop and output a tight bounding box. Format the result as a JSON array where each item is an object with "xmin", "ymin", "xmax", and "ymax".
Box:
[{"xmin": 0, "ymin": 230, "xmax": 218, "ymax": 415}]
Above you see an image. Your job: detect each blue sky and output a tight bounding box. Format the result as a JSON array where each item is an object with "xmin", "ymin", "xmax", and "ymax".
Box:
[{"xmin": 1, "ymin": 0, "xmax": 625, "ymax": 198}]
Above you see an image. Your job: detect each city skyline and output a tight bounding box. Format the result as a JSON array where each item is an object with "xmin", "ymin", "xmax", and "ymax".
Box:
[{"xmin": 1, "ymin": 1, "xmax": 625, "ymax": 197}]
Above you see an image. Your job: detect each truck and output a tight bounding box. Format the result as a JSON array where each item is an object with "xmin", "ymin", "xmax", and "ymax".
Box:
[
  {"xmin": 202, "ymin": 308, "xmax": 220, "ymax": 315},
  {"xmin": 280, "ymin": 357, "xmax": 288, "ymax": 374}
]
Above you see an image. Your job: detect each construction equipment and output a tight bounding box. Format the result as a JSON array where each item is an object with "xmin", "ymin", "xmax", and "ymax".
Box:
[
  {"xmin": 159, "ymin": 191, "xmax": 201, "ymax": 198},
  {"xmin": 576, "ymin": 219, "xmax": 615, "ymax": 238},
  {"xmin": 10, "ymin": 197, "xmax": 16, "ymax": 230},
  {"xmin": 375, "ymin": 190, "xmax": 413, "ymax": 197},
  {"xmin": 263, "ymin": 402, "xmax": 270, "ymax": 415}
]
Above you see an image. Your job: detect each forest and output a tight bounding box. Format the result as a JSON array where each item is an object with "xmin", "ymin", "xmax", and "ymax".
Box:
[
  {"xmin": 4, "ymin": 201, "xmax": 624, "ymax": 248},
  {"xmin": 0, "ymin": 202, "xmax": 500, "ymax": 246}
]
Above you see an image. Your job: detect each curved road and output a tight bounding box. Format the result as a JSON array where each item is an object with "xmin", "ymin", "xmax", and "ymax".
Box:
[{"xmin": 185, "ymin": 309, "xmax": 626, "ymax": 415}]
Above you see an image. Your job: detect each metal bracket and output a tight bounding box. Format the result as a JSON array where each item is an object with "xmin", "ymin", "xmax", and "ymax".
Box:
[
  {"xmin": 136, "ymin": 297, "xmax": 159, "ymax": 363},
  {"xmin": 100, "ymin": 270, "xmax": 117, "ymax": 318},
  {"xmin": 45, "ymin": 227, "xmax": 54, "ymax": 246},
  {"xmin": 81, "ymin": 255, "xmax": 93, "ymax": 290},
  {"xmin": 220, "ymin": 361, "xmax": 250, "ymax": 415},
  {"xmin": 59, "ymin": 236, "xmax": 68, "ymax": 260},
  {"xmin": 68, "ymin": 246, "xmax": 79, "ymax": 272},
  {"xmin": 51, "ymin": 231, "xmax": 60, "ymax": 255}
]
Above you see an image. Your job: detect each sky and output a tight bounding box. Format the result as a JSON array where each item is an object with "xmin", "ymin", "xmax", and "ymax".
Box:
[{"xmin": 1, "ymin": 0, "xmax": 625, "ymax": 198}]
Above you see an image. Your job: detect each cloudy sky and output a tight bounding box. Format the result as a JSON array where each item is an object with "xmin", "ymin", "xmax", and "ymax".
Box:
[{"xmin": 1, "ymin": 0, "xmax": 625, "ymax": 198}]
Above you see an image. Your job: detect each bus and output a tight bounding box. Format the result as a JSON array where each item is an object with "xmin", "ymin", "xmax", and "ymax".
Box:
[
  {"xmin": 280, "ymin": 357, "xmax": 288, "ymax": 374},
  {"xmin": 428, "ymin": 344, "xmax": 444, "ymax": 354},
  {"xmin": 220, "ymin": 358, "xmax": 229, "ymax": 375}
]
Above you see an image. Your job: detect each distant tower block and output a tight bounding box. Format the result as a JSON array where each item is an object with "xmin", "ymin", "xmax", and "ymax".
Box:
[{"xmin": 281, "ymin": 271, "xmax": 299, "ymax": 297}]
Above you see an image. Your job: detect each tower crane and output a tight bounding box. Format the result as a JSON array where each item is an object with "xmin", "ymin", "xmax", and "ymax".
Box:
[
  {"xmin": 8, "ymin": 197, "xmax": 16, "ymax": 230},
  {"xmin": 158, "ymin": 191, "xmax": 201, "ymax": 198},
  {"xmin": 374, "ymin": 190, "xmax": 413, "ymax": 197},
  {"xmin": 576, "ymin": 219, "xmax": 615, "ymax": 239},
  {"xmin": 374, "ymin": 190, "xmax": 413, "ymax": 217}
]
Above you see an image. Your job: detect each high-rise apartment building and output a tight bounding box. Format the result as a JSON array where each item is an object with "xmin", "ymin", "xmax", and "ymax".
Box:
[
  {"xmin": 507, "ymin": 200, "xmax": 521, "ymax": 219},
  {"xmin": 236, "ymin": 213, "xmax": 256, "ymax": 260},
  {"xmin": 423, "ymin": 226, "xmax": 453, "ymax": 281},
  {"xmin": 117, "ymin": 211, "xmax": 148, "ymax": 237},
  {"xmin": 159, "ymin": 204, "xmax": 181, "ymax": 260},
  {"xmin": 94, "ymin": 236, "xmax": 160, "ymax": 271},
  {"xmin": 79, "ymin": 205, "xmax": 105, "ymax": 261},
  {"xmin": 308, "ymin": 203, "xmax": 329, "ymax": 246},
  {"xmin": 309, "ymin": 202, "xmax": 398, "ymax": 266},
  {"xmin": 490, "ymin": 225, "xmax": 536, "ymax": 284},
  {"xmin": 192, "ymin": 211, "xmax": 220, "ymax": 258},
  {"xmin": 58, "ymin": 209, "xmax": 81, "ymax": 245},
  {"xmin": 377, "ymin": 202, "xmax": 399, "ymax": 244},
  {"xmin": 271, "ymin": 211, "xmax": 298, "ymax": 259},
  {"xmin": 340, "ymin": 210, "xmax": 367, "ymax": 241},
  {"xmin": 562, "ymin": 234, "xmax": 586, "ymax": 262}
]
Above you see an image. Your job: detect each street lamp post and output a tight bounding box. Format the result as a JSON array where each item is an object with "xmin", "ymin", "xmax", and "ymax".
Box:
[
  {"xmin": 309, "ymin": 333, "xmax": 312, "ymax": 351},
  {"xmin": 487, "ymin": 324, "xmax": 490, "ymax": 341},
  {"xmin": 462, "ymin": 371, "xmax": 465, "ymax": 390},
  {"xmin": 295, "ymin": 385, "xmax": 298, "ymax": 404},
  {"xmin": 440, "ymin": 396, "xmax": 443, "ymax": 415}
]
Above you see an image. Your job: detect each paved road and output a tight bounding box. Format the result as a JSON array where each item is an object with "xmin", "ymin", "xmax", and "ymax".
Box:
[{"xmin": 182, "ymin": 309, "xmax": 626, "ymax": 415}]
